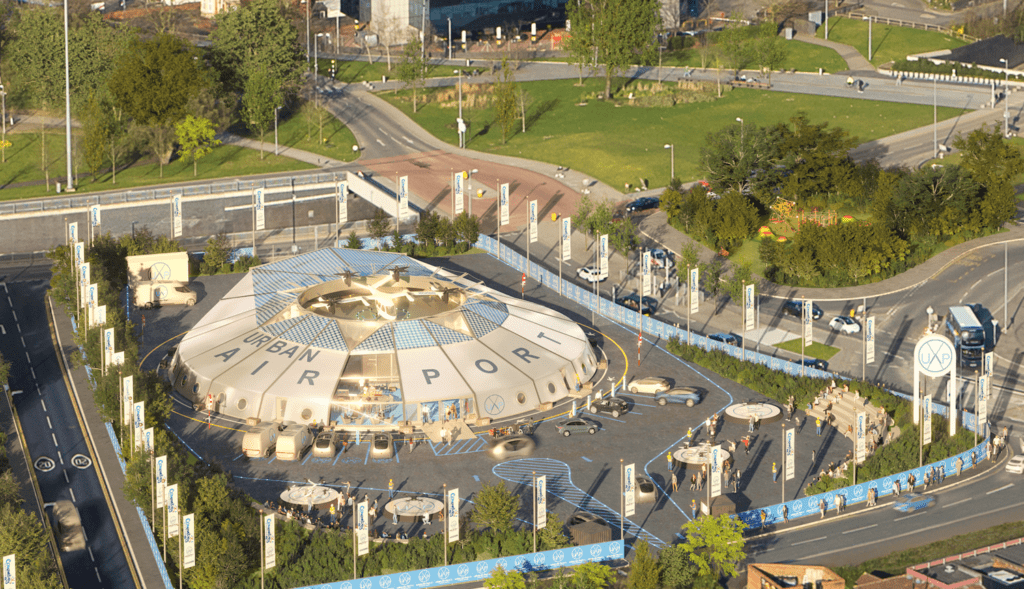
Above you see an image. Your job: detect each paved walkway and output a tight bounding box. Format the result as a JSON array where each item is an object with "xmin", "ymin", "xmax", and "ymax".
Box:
[
  {"xmin": 218, "ymin": 133, "xmax": 346, "ymax": 167},
  {"xmin": 794, "ymin": 32, "xmax": 877, "ymax": 73}
]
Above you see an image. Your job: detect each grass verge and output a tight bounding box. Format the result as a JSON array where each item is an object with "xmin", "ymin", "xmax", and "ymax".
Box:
[
  {"xmin": 816, "ymin": 17, "xmax": 967, "ymax": 65},
  {"xmin": 661, "ymin": 39, "xmax": 847, "ymax": 74},
  {"xmin": 775, "ymin": 339, "xmax": 841, "ymax": 359},
  {"xmin": 267, "ymin": 108, "xmax": 360, "ymax": 162}
]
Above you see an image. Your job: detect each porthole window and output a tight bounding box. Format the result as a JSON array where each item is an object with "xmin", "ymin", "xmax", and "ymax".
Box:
[
  {"xmin": 301, "ymin": 408, "xmax": 313, "ymax": 421},
  {"xmin": 516, "ymin": 392, "xmax": 526, "ymax": 404},
  {"xmin": 547, "ymin": 382, "xmax": 556, "ymax": 394},
  {"xmin": 192, "ymin": 383, "xmax": 199, "ymax": 394},
  {"xmin": 237, "ymin": 398, "xmax": 247, "ymax": 410}
]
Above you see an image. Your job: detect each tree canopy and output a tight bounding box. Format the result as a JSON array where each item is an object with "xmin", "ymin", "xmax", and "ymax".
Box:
[{"xmin": 210, "ymin": 0, "xmax": 303, "ymax": 94}]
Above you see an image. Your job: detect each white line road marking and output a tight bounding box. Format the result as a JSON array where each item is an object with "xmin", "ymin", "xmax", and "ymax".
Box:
[
  {"xmin": 376, "ymin": 138, "xmax": 386, "ymax": 146},
  {"xmin": 88, "ymin": 546, "xmax": 95, "ymax": 562},
  {"xmin": 52, "ymin": 433, "xmax": 58, "ymax": 447},
  {"xmin": 987, "ymin": 483, "xmax": 1015, "ymax": 495},
  {"xmin": 25, "ymin": 352, "xmax": 30, "ymax": 363},
  {"xmin": 94, "ymin": 568, "xmax": 101, "ymax": 582},
  {"xmin": 0, "ymin": 325, "xmax": 4, "ymax": 335},
  {"xmin": 63, "ymin": 470, "xmax": 69, "ymax": 483},
  {"xmin": 791, "ymin": 536, "xmax": 827, "ymax": 547},
  {"xmin": 943, "ymin": 498, "xmax": 970, "ymax": 508},
  {"xmin": 57, "ymin": 451, "xmax": 63, "ymax": 465},
  {"xmin": 30, "ymin": 367, "xmax": 35, "ymax": 379},
  {"xmin": 894, "ymin": 512, "xmax": 923, "ymax": 521},
  {"xmin": 6, "ymin": 296, "xmax": 11, "ymax": 307},
  {"xmin": 403, "ymin": 136, "xmax": 414, "ymax": 144},
  {"xmin": 46, "ymin": 416, "xmax": 53, "ymax": 429},
  {"xmin": 83, "ymin": 528, "xmax": 88, "ymax": 541},
  {"xmin": 15, "ymin": 323, "xmax": 20, "ymax": 333},
  {"xmin": 41, "ymin": 399, "xmax": 47, "ymax": 412},
  {"xmin": 70, "ymin": 487, "xmax": 76, "ymax": 503},
  {"xmin": 11, "ymin": 309, "xmax": 16, "ymax": 321},
  {"xmin": 20, "ymin": 336, "xmax": 25, "ymax": 347},
  {"xmin": 842, "ymin": 524, "xmax": 878, "ymax": 535}
]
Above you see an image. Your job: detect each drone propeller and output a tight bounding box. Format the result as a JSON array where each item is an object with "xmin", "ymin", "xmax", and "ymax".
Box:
[
  {"xmin": 333, "ymin": 270, "xmax": 356, "ymax": 286},
  {"xmin": 385, "ymin": 265, "xmax": 409, "ymax": 282}
]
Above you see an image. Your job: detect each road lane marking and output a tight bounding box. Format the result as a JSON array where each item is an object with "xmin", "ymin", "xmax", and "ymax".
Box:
[
  {"xmin": 11, "ymin": 309, "xmax": 16, "ymax": 321},
  {"xmin": 792, "ymin": 536, "xmax": 827, "ymax": 546},
  {"xmin": 581, "ymin": 456, "xmax": 592, "ymax": 462},
  {"xmin": 944, "ymin": 498, "xmax": 970, "ymax": 508},
  {"xmin": 88, "ymin": 547, "xmax": 95, "ymax": 562},
  {"xmin": 25, "ymin": 352, "xmax": 30, "ymax": 363},
  {"xmin": 94, "ymin": 568, "xmax": 101, "ymax": 582},
  {"xmin": 403, "ymin": 136, "xmax": 414, "ymax": 144},
  {"xmin": 46, "ymin": 416, "xmax": 52, "ymax": 429},
  {"xmin": 15, "ymin": 323, "xmax": 19, "ymax": 333},
  {"xmin": 987, "ymin": 483, "xmax": 1015, "ymax": 495},
  {"xmin": 41, "ymin": 399, "xmax": 47, "ymax": 412},
  {"xmin": 20, "ymin": 336, "xmax": 25, "ymax": 347},
  {"xmin": 52, "ymin": 433, "xmax": 58, "ymax": 447},
  {"xmin": 63, "ymin": 470, "xmax": 69, "ymax": 483},
  {"xmin": 376, "ymin": 139, "xmax": 386, "ymax": 146},
  {"xmin": 842, "ymin": 524, "xmax": 878, "ymax": 535},
  {"xmin": 30, "ymin": 367, "xmax": 35, "ymax": 379},
  {"xmin": 57, "ymin": 451, "xmax": 63, "ymax": 464},
  {"xmin": 70, "ymin": 487, "xmax": 76, "ymax": 502},
  {"xmin": 894, "ymin": 512, "xmax": 922, "ymax": 521},
  {"xmin": 0, "ymin": 325, "xmax": 4, "ymax": 335}
]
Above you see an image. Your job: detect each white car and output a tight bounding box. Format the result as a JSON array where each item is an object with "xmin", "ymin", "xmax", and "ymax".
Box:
[
  {"xmin": 628, "ymin": 377, "xmax": 670, "ymax": 395},
  {"xmin": 576, "ymin": 266, "xmax": 606, "ymax": 283},
  {"xmin": 649, "ymin": 249, "xmax": 675, "ymax": 270},
  {"xmin": 1006, "ymin": 455, "xmax": 1024, "ymax": 474},
  {"xmin": 829, "ymin": 316, "xmax": 861, "ymax": 334}
]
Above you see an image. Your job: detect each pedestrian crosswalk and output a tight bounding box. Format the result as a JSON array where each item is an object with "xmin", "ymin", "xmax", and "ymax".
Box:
[
  {"xmin": 428, "ymin": 435, "xmax": 490, "ymax": 456},
  {"xmin": 492, "ymin": 458, "xmax": 665, "ymax": 547}
]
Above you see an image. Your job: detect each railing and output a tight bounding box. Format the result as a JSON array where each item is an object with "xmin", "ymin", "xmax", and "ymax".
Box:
[{"xmin": 846, "ymin": 13, "xmax": 978, "ymax": 41}]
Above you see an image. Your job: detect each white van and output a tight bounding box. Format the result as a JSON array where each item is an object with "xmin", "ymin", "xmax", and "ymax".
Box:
[
  {"xmin": 276, "ymin": 424, "xmax": 314, "ymax": 461},
  {"xmin": 243, "ymin": 422, "xmax": 282, "ymax": 458}
]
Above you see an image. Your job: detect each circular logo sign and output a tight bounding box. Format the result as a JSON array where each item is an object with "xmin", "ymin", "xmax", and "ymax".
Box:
[
  {"xmin": 457, "ymin": 565, "xmax": 469, "ymax": 577},
  {"xmin": 915, "ymin": 335, "xmax": 955, "ymax": 376},
  {"xmin": 34, "ymin": 457, "xmax": 55, "ymax": 472},
  {"xmin": 571, "ymin": 548, "xmax": 584, "ymax": 560},
  {"xmin": 399, "ymin": 574, "xmax": 411, "ymax": 585},
  {"xmin": 71, "ymin": 454, "xmax": 92, "ymax": 469},
  {"xmin": 342, "ymin": 582, "xmax": 353, "ymax": 589},
  {"xmin": 590, "ymin": 546, "xmax": 602, "ymax": 557},
  {"xmin": 553, "ymin": 551, "xmax": 565, "ymax": 563},
  {"xmin": 418, "ymin": 571, "xmax": 430, "ymax": 583},
  {"xmin": 609, "ymin": 543, "xmax": 622, "ymax": 555},
  {"xmin": 476, "ymin": 563, "xmax": 488, "ymax": 574},
  {"xmin": 359, "ymin": 580, "xmax": 371, "ymax": 589},
  {"xmin": 380, "ymin": 576, "xmax": 392, "ymax": 588},
  {"xmin": 437, "ymin": 568, "xmax": 450, "ymax": 580},
  {"xmin": 484, "ymin": 395, "xmax": 505, "ymax": 415},
  {"xmin": 514, "ymin": 557, "xmax": 526, "ymax": 567}
]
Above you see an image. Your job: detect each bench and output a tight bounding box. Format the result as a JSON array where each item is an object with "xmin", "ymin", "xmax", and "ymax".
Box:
[{"xmin": 728, "ymin": 79, "xmax": 771, "ymax": 90}]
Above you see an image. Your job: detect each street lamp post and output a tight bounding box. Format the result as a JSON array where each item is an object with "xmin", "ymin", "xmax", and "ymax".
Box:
[
  {"xmin": 0, "ymin": 84, "xmax": 6, "ymax": 163},
  {"xmin": 131, "ymin": 221, "xmax": 138, "ymax": 239},
  {"xmin": 448, "ymin": 18, "xmax": 453, "ymax": 60},
  {"xmin": 933, "ymin": 78, "xmax": 938, "ymax": 157},
  {"xmin": 1001, "ymin": 59, "xmax": 1010, "ymax": 137},
  {"xmin": 663, "ymin": 143, "xmax": 674, "ymax": 182},
  {"xmin": 63, "ymin": 0, "xmax": 73, "ymax": 191},
  {"xmin": 274, "ymin": 106, "xmax": 283, "ymax": 156}
]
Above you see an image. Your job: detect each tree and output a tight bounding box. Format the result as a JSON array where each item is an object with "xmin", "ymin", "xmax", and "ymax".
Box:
[
  {"xmin": 176, "ymin": 115, "xmax": 221, "ymax": 176},
  {"xmin": 0, "ymin": 504, "xmax": 61, "ymax": 588},
  {"xmin": 241, "ymin": 64, "xmax": 280, "ymax": 160},
  {"xmin": 517, "ymin": 86, "xmax": 532, "ymax": 133},
  {"xmin": 202, "ymin": 233, "xmax": 231, "ymax": 274},
  {"xmin": 68, "ymin": 12, "xmax": 133, "ymax": 112},
  {"xmin": 370, "ymin": 1, "xmax": 405, "ymax": 71},
  {"xmin": 454, "ymin": 212, "xmax": 481, "ymax": 250},
  {"xmin": 346, "ymin": 231, "xmax": 363, "ymax": 249},
  {"xmin": 610, "ymin": 217, "xmax": 640, "ymax": 258},
  {"xmin": 722, "ymin": 262, "xmax": 754, "ymax": 305},
  {"xmin": 953, "ymin": 124, "xmax": 1024, "ymax": 230},
  {"xmin": 494, "ymin": 57, "xmax": 518, "ymax": 143},
  {"xmin": 679, "ymin": 513, "xmax": 747, "ymax": 580},
  {"xmin": 571, "ymin": 562, "xmax": 614, "ymax": 589},
  {"xmin": 752, "ymin": 23, "xmax": 787, "ymax": 85},
  {"xmin": 658, "ymin": 544, "xmax": 703, "ymax": 589},
  {"xmin": 717, "ymin": 27, "xmax": 754, "ymax": 78},
  {"xmin": 471, "ymin": 481, "xmax": 519, "ymax": 534},
  {"xmin": 485, "ymin": 567, "xmax": 526, "ymax": 589},
  {"xmin": 563, "ymin": 0, "xmax": 597, "ymax": 85},
  {"xmin": 583, "ymin": 0, "xmax": 662, "ymax": 99},
  {"xmin": 537, "ymin": 512, "xmax": 571, "ymax": 550},
  {"xmin": 627, "ymin": 541, "xmax": 660, "ymax": 589},
  {"xmin": 209, "ymin": 0, "xmax": 303, "ymax": 94},
  {"xmin": 396, "ymin": 37, "xmax": 427, "ymax": 113},
  {"xmin": 368, "ymin": 209, "xmax": 392, "ymax": 250}
]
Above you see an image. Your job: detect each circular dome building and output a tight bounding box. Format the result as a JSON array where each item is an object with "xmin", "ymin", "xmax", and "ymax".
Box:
[{"xmin": 169, "ymin": 248, "xmax": 597, "ymax": 428}]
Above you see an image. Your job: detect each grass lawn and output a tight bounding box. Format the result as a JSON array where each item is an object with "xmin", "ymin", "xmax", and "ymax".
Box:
[
  {"xmin": 320, "ymin": 56, "xmax": 458, "ymax": 84},
  {"xmin": 381, "ymin": 77, "xmax": 963, "ymax": 189},
  {"xmin": 0, "ymin": 132, "xmax": 315, "ymax": 201},
  {"xmin": 661, "ymin": 39, "xmax": 847, "ymax": 74},
  {"xmin": 816, "ymin": 17, "xmax": 967, "ymax": 65},
  {"xmin": 270, "ymin": 108, "xmax": 360, "ymax": 163},
  {"xmin": 775, "ymin": 338, "xmax": 840, "ymax": 359}
]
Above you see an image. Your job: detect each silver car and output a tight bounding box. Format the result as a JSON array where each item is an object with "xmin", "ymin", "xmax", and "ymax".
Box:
[
  {"xmin": 628, "ymin": 377, "xmax": 670, "ymax": 395},
  {"xmin": 312, "ymin": 431, "xmax": 340, "ymax": 458},
  {"xmin": 370, "ymin": 433, "xmax": 394, "ymax": 459}
]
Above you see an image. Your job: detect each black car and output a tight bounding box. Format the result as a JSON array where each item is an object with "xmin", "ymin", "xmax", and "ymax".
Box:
[
  {"xmin": 589, "ymin": 397, "xmax": 629, "ymax": 418},
  {"xmin": 625, "ymin": 197, "xmax": 660, "ymax": 213},
  {"xmin": 783, "ymin": 300, "xmax": 823, "ymax": 320},
  {"xmin": 616, "ymin": 293, "xmax": 658, "ymax": 315},
  {"xmin": 708, "ymin": 333, "xmax": 740, "ymax": 346},
  {"xmin": 799, "ymin": 357, "xmax": 829, "ymax": 371}
]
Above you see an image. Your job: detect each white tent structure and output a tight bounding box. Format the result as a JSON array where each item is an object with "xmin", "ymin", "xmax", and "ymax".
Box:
[{"xmin": 170, "ymin": 248, "xmax": 597, "ymax": 428}]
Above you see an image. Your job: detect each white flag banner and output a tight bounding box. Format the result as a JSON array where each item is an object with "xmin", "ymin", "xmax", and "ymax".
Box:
[
  {"xmin": 2, "ymin": 554, "xmax": 13, "ymax": 589},
  {"xmin": 90, "ymin": 204, "xmax": 101, "ymax": 227},
  {"xmin": 535, "ymin": 475, "xmax": 547, "ymax": 530},
  {"xmin": 500, "ymin": 183, "xmax": 510, "ymax": 226},
  {"xmin": 803, "ymin": 300, "xmax": 814, "ymax": 347},
  {"xmin": 984, "ymin": 351, "xmax": 994, "ymax": 377},
  {"xmin": 398, "ymin": 176, "xmax": 410, "ymax": 219},
  {"xmin": 80, "ymin": 263, "xmax": 90, "ymax": 309},
  {"xmin": 923, "ymin": 396, "xmax": 933, "ymax": 445},
  {"xmin": 855, "ymin": 412, "xmax": 866, "ymax": 463},
  {"xmin": 263, "ymin": 513, "xmax": 276, "ymax": 570},
  {"xmin": 356, "ymin": 501, "xmax": 369, "ymax": 556},
  {"xmin": 255, "ymin": 189, "xmax": 266, "ymax": 231},
  {"xmin": 710, "ymin": 445, "xmax": 722, "ymax": 498},
  {"xmin": 86, "ymin": 283, "xmax": 97, "ymax": 308},
  {"xmin": 948, "ymin": 377, "xmax": 957, "ymax": 433},
  {"xmin": 689, "ymin": 267, "xmax": 699, "ymax": 315},
  {"xmin": 123, "ymin": 376, "xmax": 134, "ymax": 428},
  {"xmin": 172, "ymin": 194, "xmax": 183, "ymax": 238},
  {"xmin": 111, "ymin": 351, "xmax": 125, "ymax": 366},
  {"xmin": 455, "ymin": 173, "xmax": 464, "ymax": 216},
  {"xmin": 784, "ymin": 428, "xmax": 795, "ymax": 480},
  {"xmin": 143, "ymin": 427, "xmax": 154, "ymax": 454},
  {"xmin": 75, "ymin": 242, "xmax": 85, "ymax": 266},
  {"xmin": 979, "ymin": 377, "xmax": 988, "ymax": 432},
  {"xmin": 599, "ymin": 234, "xmax": 609, "ymax": 277},
  {"xmin": 623, "ymin": 463, "xmax": 636, "ymax": 517},
  {"xmin": 642, "ymin": 251, "xmax": 652, "ymax": 297},
  {"xmin": 156, "ymin": 455, "xmax": 168, "ymax": 509},
  {"xmin": 166, "ymin": 483, "xmax": 180, "ymax": 537},
  {"xmin": 866, "ymin": 316, "xmax": 875, "ymax": 364},
  {"xmin": 561, "ymin": 218, "xmax": 571, "ymax": 262},
  {"xmin": 68, "ymin": 222, "xmax": 78, "ymax": 245},
  {"xmin": 338, "ymin": 182, "xmax": 348, "ymax": 226},
  {"xmin": 744, "ymin": 284, "xmax": 755, "ymax": 332},
  {"xmin": 104, "ymin": 327, "xmax": 115, "ymax": 366},
  {"xmin": 133, "ymin": 401, "xmax": 145, "ymax": 450},
  {"xmin": 182, "ymin": 513, "xmax": 196, "ymax": 569},
  {"xmin": 447, "ymin": 488, "xmax": 459, "ymax": 543},
  {"xmin": 91, "ymin": 304, "xmax": 107, "ymax": 328},
  {"xmin": 528, "ymin": 200, "xmax": 538, "ymax": 243}
]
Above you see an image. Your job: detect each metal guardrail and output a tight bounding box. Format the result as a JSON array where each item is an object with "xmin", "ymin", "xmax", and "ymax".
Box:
[{"xmin": 846, "ymin": 12, "xmax": 979, "ymax": 41}]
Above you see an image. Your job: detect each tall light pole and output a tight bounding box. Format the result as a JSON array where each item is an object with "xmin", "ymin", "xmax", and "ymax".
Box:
[
  {"xmin": 1000, "ymin": 59, "xmax": 1010, "ymax": 137},
  {"xmin": 0, "ymin": 84, "xmax": 6, "ymax": 163},
  {"xmin": 663, "ymin": 143, "xmax": 674, "ymax": 182},
  {"xmin": 736, "ymin": 117, "xmax": 745, "ymax": 161},
  {"xmin": 305, "ymin": 0, "xmax": 311, "ymax": 63},
  {"xmin": 274, "ymin": 106, "xmax": 283, "ymax": 155},
  {"xmin": 63, "ymin": 0, "xmax": 73, "ymax": 191},
  {"xmin": 933, "ymin": 78, "xmax": 938, "ymax": 157},
  {"xmin": 448, "ymin": 17, "xmax": 453, "ymax": 60}
]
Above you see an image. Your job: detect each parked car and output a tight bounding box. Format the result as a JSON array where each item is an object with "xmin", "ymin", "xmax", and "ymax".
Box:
[
  {"xmin": 589, "ymin": 397, "xmax": 629, "ymax": 418},
  {"xmin": 556, "ymin": 417, "xmax": 599, "ymax": 436},
  {"xmin": 649, "ymin": 249, "xmax": 675, "ymax": 269},
  {"xmin": 312, "ymin": 431, "xmax": 340, "ymax": 458},
  {"xmin": 514, "ymin": 418, "xmax": 537, "ymax": 435},
  {"xmin": 490, "ymin": 435, "xmax": 536, "ymax": 459},
  {"xmin": 370, "ymin": 432, "xmax": 394, "ymax": 459},
  {"xmin": 799, "ymin": 357, "xmax": 829, "ymax": 371},
  {"xmin": 242, "ymin": 421, "xmax": 282, "ymax": 458},
  {"xmin": 567, "ymin": 512, "xmax": 607, "ymax": 527},
  {"xmin": 829, "ymin": 316, "xmax": 861, "ymax": 334},
  {"xmin": 576, "ymin": 266, "xmax": 606, "ymax": 283},
  {"xmin": 635, "ymin": 475, "xmax": 657, "ymax": 503},
  {"xmin": 275, "ymin": 424, "xmax": 314, "ymax": 461},
  {"xmin": 625, "ymin": 197, "xmax": 659, "ymax": 213},
  {"xmin": 783, "ymin": 300, "xmax": 823, "ymax": 320},
  {"xmin": 628, "ymin": 377, "xmax": 670, "ymax": 394},
  {"xmin": 656, "ymin": 387, "xmax": 702, "ymax": 407},
  {"xmin": 1006, "ymin": 455, "xmax": 1024, "ymax": 474},
  {"xmin": 708, "ymin": 333, "xmax": 740, "ymax": 346},
  {"xmin": 892, "ymin": 492, "xmax": 935, "ymax": 513},
  {"xmin": 51, "ymin": 500, "xmax": 86, "ymax": 552},
  {"xmin": 616, "ymin": 293, "xmax": 658, "ymax": 315}
]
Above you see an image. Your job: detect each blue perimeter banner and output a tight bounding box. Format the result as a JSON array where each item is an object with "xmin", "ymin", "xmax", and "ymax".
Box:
[{"xmin": 293, "ymin": 540, "xmax": 624, "ymax": 589}]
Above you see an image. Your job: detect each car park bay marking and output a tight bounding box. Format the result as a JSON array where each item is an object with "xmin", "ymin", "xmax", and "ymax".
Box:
[
  {"xmin": 987, "ymin": 483, "xmax": 1015, "ymax": 495},
  {"xmin": 581, "ymin": 456, "xmax": 592, "ymax": 462}
]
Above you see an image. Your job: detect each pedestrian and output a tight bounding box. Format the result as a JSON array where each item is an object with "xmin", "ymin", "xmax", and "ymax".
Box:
[
  {"xmin": 330, "ymin": 504, "xmax": 337, "ymax": 524},
  {"xmin": 440, "ymin": 426, "xmax": 449, "ymax": 445},
  {"xmin": 908, "ymin": 473, "xmax": 915, "ymax": 490},
  {"xmin": 847, "ymin": 75, "xmax": 854, "ymax": 87},
  {"xmin": 816, "ymin": 418, "xmax": 823, "ymax": 436},
  {"xmin": 840, "ymin": 494, "xmax": 846, "ymax": 513},
  {"xmin": 819, "ymin": 498, "xmax": 826, "ymax": 519},
  {"xmin": 749, "ymin": 415, "xmax": 755, "ymax": 433},
  {"xmin": 690, "ymin": 474, "xmax": 697, "ymax": 491},
  {"xmin": 667, "ymin": 452, "xmax": 673, "ymax": 470},
  {"xmin": 923, "ymin": 472, "xmax": 930, "ymax": 490},
  {"xmin": 834, "ymin": 496, "xmax": 841, "ymax": 515},
  {"xmin": 691, "ymin": 499, "xmax": 697, "ymax": 518},
  {"xmin": 893, "ymin": 480, "xmax": 899, "ymax": 496},
  {"xmin": 866, "ymin": 488, "xmax": 873, "ymax": 507},
  {"xmin": 755, "ymin": 415, "xmax": 761, "ymax": 431},
  {"xmin": 389, "ymin": 478, "xmax": 395, "ymax": 498},
  {"xmin": 410, "ymin": 438, "xmax": 416, "ymax": 453},
  {"xmin": 393, "ymin": 509, "xmax": 399, "ymax": 524},
  {"xmin": 760, "ymin": 509, "xmax": 767, "ymax": 527},
  {"xmin": 987, "ymin": 440, "xmax": 993, "ymax": 460},
  {"xmin": 732, "ymin": 471, "xmax": 739, "ymax": 493},
  {"xmin": 422, "ymin": 404, "xmax": 430, "ymax": 424},
  {"xmin": 772, "ymin": 462, "xmax": 778, "ymax": 483},
  {"xmin": 956, "ymin": 456, "xmax": 964, "ymax": 476},
  {"xmin": 743, "ymin": 437, "xmax": 751, "ymax": 455},
  {"xmin": 671, "ymin": 472, "xmax": 678, "ymax": 492}
]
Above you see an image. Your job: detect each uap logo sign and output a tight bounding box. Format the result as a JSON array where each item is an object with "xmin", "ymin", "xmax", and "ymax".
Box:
[
  {"xmin": 535, "ymin": 555, "xmax": 546, "ymax": 565},
  {"xmin": 457, "ymin": 565, "xmax": 469, "ymax": 577},
  {"xmin": 476, "ymin": 563, "xmax": 488, "ymax": 575},
  {"xmin": 448, "ymin": 492, "xmax": 457, "ymax": 518},
  {"xmin": 342, "ymin": 582, "xmax": 353, "ymax": 589},
  {"xmin": 360, "ymin": 579, "xmax": 373, "ymax": 589},
  {"xmin": 624, "ymin": 466, "xmax": 633, "ymax": 492},
  {"xmin": 418, "ymin": 571, "xmax": 430, "ymax": 583},
  {"xmin": 514, "ymin": 556, "xmax": 526, "ymax": 568},
  {"xmin": 399, "ymin": 573, "xmax": 412, "ymax": 585},
  {"xmin": 437, "ymin": 568, "xmax": 450, "ymax": 580},
  {"xmin": 380, "ymin": 575, "xmax": 392, "ymax": 588},
  {"xmin": 916, "ymin": 335, "xmax": 955, "ymax": 376},
  {"xmin": 552, "ymin": 550, "xmax": 565, "ymax": 563},
  {"xmin": 590, "ymin": 546, "xmax": 602, "ymax": 558},
  {"xmin": 4, "ymin": 555, "xmax": 13, "ymax": 584},
  {"xmin": 609, "ymin": 543, "xmax": 622, "ymax": 555},
  {"xmin": 184, "ymin": 517, "xmax": 193, "ymax": 544},
  {"xmin": 571, "ymin": 548, "xmax": 584, "ymax": 560}
]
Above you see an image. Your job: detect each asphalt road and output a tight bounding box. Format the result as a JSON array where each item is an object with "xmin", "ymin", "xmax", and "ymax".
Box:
[{"xmin": 0, "ymin": 278, "xmax": 132, "ymax": 589}]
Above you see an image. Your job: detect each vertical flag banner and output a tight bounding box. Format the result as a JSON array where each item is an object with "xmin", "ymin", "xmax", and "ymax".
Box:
[
  {"xmin": 499, "ymin": 183, "xmax": 510, "ymax": 226},
  {"xmin": 156, "ymin": 455, "xmax": 167, "ymax": 509},
  {"xmin": 112, "ymin": 352, "xmax": 125, "ymax": 366},
  {"xmin": 172, "ymin": 194, "xmax": 183, "ymax": 238},
  {"xmin": 338, "ymin": 182, "xmax": 348, "ymax": 226},
  {"xmin": 744, "ymin": 283, "xmax": 755, "ymax": 331},
  {"xmin": 979, "ymin": 376, "xmax": 988, "ymax": 431},
  {"xmin": 2, "ymin": 553, "xmax": 13, "ymax": 589},
  {"xmin": 166, "ymin": 483, "xmax": 180, "ymax": 537},
  {"xmin": 984, "ymin": 352, "xmax": 994, "ymax": 377},
  {"xmin": 855, "ymin": 412, "xmax": 866, "ymax": 463},
  {"xmin": 642, "ymin": 251, "xmax": 652, "ymax": 297},
  {"xmin": 561, "ymin": 218, "xmax": 571, "ymax": 262},
  {"xmin": 923, "ymin": 396, "xmax": 933, "ymax": 445},
  {"xmin": 263, "ymin": 513, "xmax": 276, "ymax": 570},
  {"xmin": 948, "ymin": 377, "xmax": 957, "ymax": 434},
  {"xmin": 90, "ymin": 204, "xmax": 101, "ymax": 227},
  {"xmin": 599, "ymin": 234, "xmax": 609, "ymax": 277},
  {"xmin": 183, "ymin": 513, "xmax": 196, "ymax": 569},
  {"xmin": 689, "ymin": 267, "xmax": 699, "ymax": 315},
  {"xmin": 455, "ymin": 173, "xmax": 464, "ymax": 215},
  {"xmin": 143, "ymin": 427, "xmax": 154, "ymax": 454},
  {"xmin": 866, "ymin": 316, "xmax": 876, "ymax": 364},
  {"xmin": 529, "ymin": 200, "xmax": 538, "ymax": 243},
  {"xmin": 784, "ymin": 429, "xmax": 795, "ymax": 480},
  {"xmin": 134, "ymin": 401, "xmax": 145, "ymax": 450},
  {"xmin": 803, "ymin": 300, "xmax": 813, "ymax": 346},
  {"xmin": 710, "ymin": 445, "xmax": 722, "ymax": 498},
  {"xmin": 356, "ymin": 501, "xmax": 369, "ymax": 556},
  {"xmin": 104, "ymin": 327, "xmax": 115, "ymax": 366},
  {"xmin": 255, "ymin": 189, "xmax": 266, "ymax": 231},
  {"xmin": 123, "ymin": 376, "xmax": 134, "ymax": 428},
  {"xmin": 87, "ymin": 284, "xmax": 98, "ymax": 309},
  {"xmin": 80, "ymin": 262, "xmax": 90, "ymax": 301},
  {"xmin": 447, "ymin": 488, "xmax": 460, "ymax": 543},
  {"xmin": 623, "ymin": 463, "xmax": 636, "ymax": 517},
  {"xmin": 93, "ymin": 305, "xmax": 107, "ymax": 328},
  {"xmin": 74, "ymin": 242, "xmax": 85, "ymax": 267},
  {"xmin": 68, "ymin": 222, "xmax": 77, "ymax": 245},
  {"xmin": 535, "ymin": 475, "xmax": 547, "ymax": 530},
  {"xmin": 398, "ymin": 176, "xmax": 409, "ymax": 218}
]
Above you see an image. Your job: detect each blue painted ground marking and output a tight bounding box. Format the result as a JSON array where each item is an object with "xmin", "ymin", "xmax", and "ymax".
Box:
[
  {"xmin": 364, "ymin": 442, "xmax": 371, "ymax": 465},
  {"xmin": 473, "ymin": 475, "xmax": 480, "ymax": 481},
  {"xmin": 629, "ymin": 401, "xmax": 657, "ymax": 407},
  {"xmin": 301, "ymin": 452, "xmax": 313, "ymax": 465},
  {"xmin": 333, "ymin": 451, "xmax": 344, "ymax": 466},
  {"xmin": 268, "ymin": 457, "xmax": 276, "ymax": 464},
  {"xmin": 581, "ymin": 456, "xmax": 592, "ymax": 462},
  {"xmin": 631, "ymin": 411, "xmax": 643, "ymax": 415},
  {"xmin": 233, "ymin": 454, "xmax": 244, "ymax": 461},
  {"xmin": 393, "ymin": 442, "xmax": 400, "ymax": 463}
]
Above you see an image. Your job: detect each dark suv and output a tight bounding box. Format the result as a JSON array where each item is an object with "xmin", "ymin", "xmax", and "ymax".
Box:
[
  {"xmin": 616, "ymin": 293, "xmax": 658, "ymax": 315},
  {"xmin": 783, "ymin": 300, "xmax": 823, "ymax": 320},
  {"xmin": 625, "ymin": 197, "xmax": 660, "ymax": 213}
]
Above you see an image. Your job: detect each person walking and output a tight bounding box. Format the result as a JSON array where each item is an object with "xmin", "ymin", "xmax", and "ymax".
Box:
[
  {"xmin": 816, "ymin": 418, "xmax": 823, "ymax": 436},
  {"xmin": 819, "ymin": 498, "xmax": 826, "ymax": 519},
  {"xmin": 834, "ymin": 495, "xmax": 841, "ymax": 515},
  {"xmin": 760, "ymin": 510, "xmax": 767, "ymax": 527},
  {"xmin": 748, "ymin": 415, "xmax": 755, "ymax": 433},
  {"xmin": 743, "ymin": 436, "xmax": 751, "ymax": 455},
  {"xmin": 690, "ymin": 474, "xmax": 697, "ymax": 491},
  {"xmin": 908, "ymin": 473, "xmax": 915, "ymax": 491},
  {"xmin": 690, "ymin": 499, "xmax": 697, "ymax": 518},
  {"xmin": 671, "ymin": 471, "xmax": 678, "ymax": 493},
  {"xmin": 732, "ymin": 470, "xmax": 740, "ymax": 493},
  {"xmin": 772, "ymin": 462, "xmax": 778, "ymax": 483},
  {"xmin": 956, "ymin": 456, "xmax": 964, "ymax": 477},
  {"xmin": 389, "ymin": 479, "xmax": 395, "ymax": 498},
  {"xmin": 782, "ymin": 505, "xmax": 789, "ymax": 523},
  {"xmin": 755, "ymin": 415, "xmax": 761, "ymax": 431}
]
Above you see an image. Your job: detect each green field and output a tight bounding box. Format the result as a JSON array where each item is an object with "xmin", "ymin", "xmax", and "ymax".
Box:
[
  {"xmin": 264, "ymin": 108, "xmax": 361, "ymax": 162},
  {"xmin": 660, "ymin": 39, "xmax": 848, "ymax": 74},
  {"xmin": 817, "ymin": 17, "xmax": 967, "ymax": 65},
  {"xmin": 775, "ymin": 338, "xmax": 841, "ymax": 359},
  {"xmin": 381, "ymin": 77, "xmax": 962, "ymax": 189}
]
